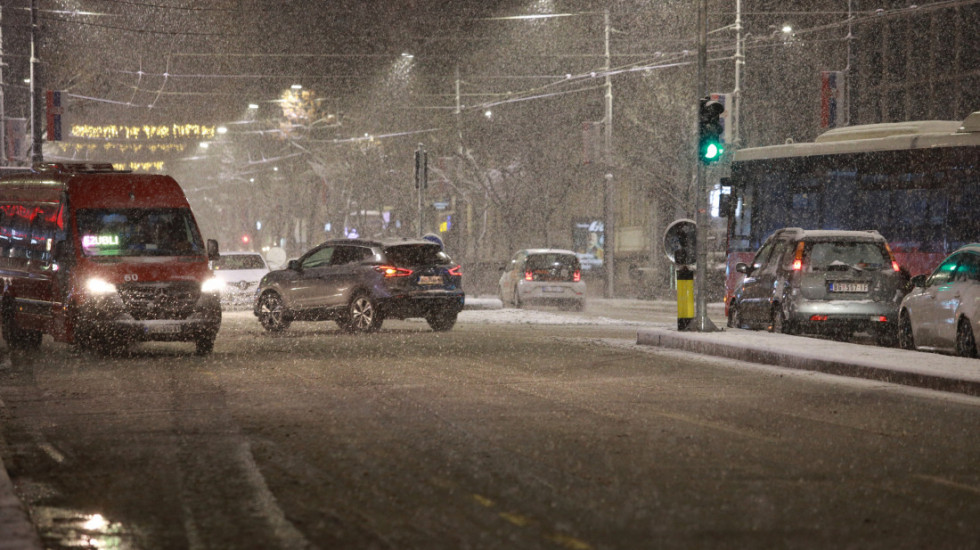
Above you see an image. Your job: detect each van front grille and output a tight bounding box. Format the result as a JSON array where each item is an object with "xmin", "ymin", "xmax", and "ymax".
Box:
[{"xmin": 118, "ymin": 282, "xmax": 199, "ymax": 320}]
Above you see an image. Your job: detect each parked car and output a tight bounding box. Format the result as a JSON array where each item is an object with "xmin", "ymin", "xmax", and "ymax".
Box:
[
  {"xmin": 727, "ymin": 228, "xmax": 906, "ymax": 345},
  {"xmin": 254, "ymin": 238, "xmax": 464, "ymax": 333},
  {"xmin": 211, "ymin": 252, "xmax": 270, "ymax": 308},
  {"xmin": 499, "ymin": 249, "xmax": 585, "ymax": 311},
  {"xmin": 898, "ymin": 244, "xmax": 980, "ymax": 357}
]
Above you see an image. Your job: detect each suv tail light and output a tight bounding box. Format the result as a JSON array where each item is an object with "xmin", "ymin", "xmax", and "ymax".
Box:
[
  {"xmin": 573, "ymin": 270, "xmax": 581, "ymax": 282},
  {"xmin": 375, "ymin": 265, "xmax": 412, "ymax": 278},
  {"xmin": 524, "ymin": 270, "xmax": 534, "ymax": 281},
  {"xmin": 448, "ymin": 265, "xmax": 462, "ymax": 277}
]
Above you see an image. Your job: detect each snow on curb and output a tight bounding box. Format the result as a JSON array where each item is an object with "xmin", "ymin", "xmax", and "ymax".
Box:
[{"xmin": 637, "ymin": 327, "xmax": 980, "ymax": 396}]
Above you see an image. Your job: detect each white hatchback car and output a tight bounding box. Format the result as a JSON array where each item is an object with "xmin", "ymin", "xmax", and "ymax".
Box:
[
  {"xmin": 499, "ymin": 249, "xmax": 586, "ymax": 311},
  {"xmin": 211, "ymin": 252, "xmax": 271, "ymax": 308},
  {"xmin": 898, "ymin": 244, "xmax": 980, "ymax": 357}
]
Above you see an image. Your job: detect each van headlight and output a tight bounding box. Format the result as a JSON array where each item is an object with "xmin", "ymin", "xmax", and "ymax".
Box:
[
  {"xmin": 86, "ymin": 278, "xmax": 117, "ymax": 295},
  {"xmin": 201, "ymin": 277, "xmax": 225, "ymax": 294}
]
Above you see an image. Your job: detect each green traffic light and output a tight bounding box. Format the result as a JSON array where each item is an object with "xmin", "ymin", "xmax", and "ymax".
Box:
[{"xmin": 703, "ymin": 142, "xmax": 723, "ymax": 160}]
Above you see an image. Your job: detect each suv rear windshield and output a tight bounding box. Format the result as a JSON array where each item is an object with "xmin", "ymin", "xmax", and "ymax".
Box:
[
  {"xmin": 384, "ymin": 244, "xmax": 452, "ymax": 267},
  {"xmin": 526, "ymin": 253, "xmax": 580, "ymax": 271},
  {"xmin": 806, "ymin": 241, "xmax": 889, "ymax": 271}
]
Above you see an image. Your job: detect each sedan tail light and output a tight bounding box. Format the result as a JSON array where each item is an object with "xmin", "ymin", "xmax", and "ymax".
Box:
[{"xmin": 375, "ymin": 265, "xmax": 413, "ymax": 278}]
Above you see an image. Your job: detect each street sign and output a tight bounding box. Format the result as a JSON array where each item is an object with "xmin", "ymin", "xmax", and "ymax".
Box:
[
  {"xmin": 664, "ymin": 218, "xmax": 696, "ymax": 266},
  {"xmin": 414, "ymin": 144, "xmax": 428, "ymax": 190}
]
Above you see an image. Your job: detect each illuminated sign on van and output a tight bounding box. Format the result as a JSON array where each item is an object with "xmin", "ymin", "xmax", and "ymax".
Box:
[{"xmin": 82, "ymin": 235, "xmax": 120, "ymax": 248}]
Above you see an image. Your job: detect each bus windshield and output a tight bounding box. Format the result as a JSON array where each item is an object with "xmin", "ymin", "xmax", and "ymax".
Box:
[{"xmin": 77, "ymin": 208, "xmax": 205, "ymax": 257}]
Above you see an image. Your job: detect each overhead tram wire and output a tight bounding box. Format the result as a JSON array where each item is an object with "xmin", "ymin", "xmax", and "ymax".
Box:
[{"xmin": 44, "ymin": 0, "xmax": 977, "ymax": 117}]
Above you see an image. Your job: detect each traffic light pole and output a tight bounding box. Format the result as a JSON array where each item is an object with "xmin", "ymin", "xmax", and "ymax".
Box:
[{"xmin": 694, "ymin": 0, "xmax": 720, "ymax": 332}]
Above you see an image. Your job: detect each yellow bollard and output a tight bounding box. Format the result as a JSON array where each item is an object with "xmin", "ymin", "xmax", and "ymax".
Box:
[{"xmin": 676, "ymin": 266, "xmax": 694, "ymax": 331}]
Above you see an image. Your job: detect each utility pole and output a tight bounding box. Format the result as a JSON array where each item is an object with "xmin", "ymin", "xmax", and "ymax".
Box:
[
  {"xmin": 603, "ymin": 8, "xmax": 615, "ymax": 299},
  {"xmin": 414, "ymin": 143, "xmax": 427, "ymax": 238},
  {"xmin": 733, "ymin": 0, "xmax": 743, "ymax": 147},
  {"xmin": 694, "ymin": 0, "xmax": 719, "ymax": 332},
  {"xmin": 0, "ymin": 4, "xmax": 6, "ymax": 166},
  {"xmin": 29, "ymin": 0, "xmax": 42, "ymax": 163},
  {"xmin": 845, "ymin": 0, "xmax": 856, "ymax": 126}
]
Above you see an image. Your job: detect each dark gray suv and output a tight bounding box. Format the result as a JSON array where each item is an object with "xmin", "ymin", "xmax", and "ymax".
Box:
[
  {"xmin": 254, "ymin": 238, "xmax": 464, "ymax": 333},
  {"xmin": 728, "ymin": 228, "xmax": 906, "ymax": 345}
]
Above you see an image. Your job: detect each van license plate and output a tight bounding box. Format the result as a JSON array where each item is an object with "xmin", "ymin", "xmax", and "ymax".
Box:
[
  {"xmin": 418, "ymin": 275, "xmax": 442, "ymax": 286},
  {"xmin": 829, "ymin": 282, "xmax": 868, "ymax": 293}
]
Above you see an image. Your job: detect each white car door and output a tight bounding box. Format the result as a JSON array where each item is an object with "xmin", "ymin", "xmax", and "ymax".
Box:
[
  {"xmin": 916, "ymin": 254, "xmax": 960, "ymax": 349},
  {"xmin": 934, "ymin": 253, "xmax": 978, "ymax": 350}
]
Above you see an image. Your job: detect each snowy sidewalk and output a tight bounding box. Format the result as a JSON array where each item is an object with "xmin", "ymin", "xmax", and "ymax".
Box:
[{"xmin": 637, "ymin": 326, "xmax": 980, "ymax": 397}]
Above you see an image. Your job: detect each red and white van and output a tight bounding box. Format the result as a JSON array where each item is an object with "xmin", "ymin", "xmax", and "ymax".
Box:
[{"xmin": 0, "ymin": 162, "xmax": 222, "ymax": 354}]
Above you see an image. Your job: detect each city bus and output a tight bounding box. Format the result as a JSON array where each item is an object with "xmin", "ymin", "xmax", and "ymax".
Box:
[{"xmin": 724, "ymin": 112, "xmax": 980, "ymax": 310}]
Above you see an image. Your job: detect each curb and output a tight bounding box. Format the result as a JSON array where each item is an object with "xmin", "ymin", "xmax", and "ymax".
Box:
[
  {"xmin": 0, "ymin": 401, "xmax": 43, "ymax": 550},
  {"xmin": 637, "ymin": 327, "xmax": 980, "ymax": 397}
]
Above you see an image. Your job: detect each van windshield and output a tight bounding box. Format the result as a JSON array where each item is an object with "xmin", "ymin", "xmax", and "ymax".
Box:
[{"xmin": 77, "ymin": 208, "xmax": 205, "ymax": 257}]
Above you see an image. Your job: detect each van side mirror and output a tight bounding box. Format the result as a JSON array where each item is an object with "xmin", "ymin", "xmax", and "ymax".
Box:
[{"xmin": 206, "ymin": 239, "xmax": 220, "ymax": 261}]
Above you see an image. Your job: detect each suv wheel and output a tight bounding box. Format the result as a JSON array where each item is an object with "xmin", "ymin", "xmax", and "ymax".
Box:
[
  {"xmin": 955, "ymin": 317, "xmax": 977, "ymax": 358},
  {"xmin": 426, "ymin": 310, "xmax": 457, "ymax": 332},
  {"xmin": 898, "ymin": 311, "xmax": 915, "ymax": 350},
  {"xmin": 257, "ymin": 292, "xmax": 291, "ymax": 332},
  {"xmin": 770, "ymin": 307, "xmax": 796, "ymax": 335},
  {"xmin": 344, "ymin": 292, "xmax": 382, "ymax": 333},
  {"xmin": 728, "ymin": 303, "xmax": 741, "ymax": 329}
]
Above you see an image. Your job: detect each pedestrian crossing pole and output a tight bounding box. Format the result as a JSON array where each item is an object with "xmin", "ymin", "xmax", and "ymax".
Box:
[{"xmin": 694, "ymin": 0, "xmax": 720, "ymax": 332}]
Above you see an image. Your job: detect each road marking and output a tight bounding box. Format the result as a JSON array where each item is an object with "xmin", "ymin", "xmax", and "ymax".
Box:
[
  {"xmin": 499, "ymin": 512, "xmax": 532, "ymax": 527},
  {"xmin": 915, "ymin": 474, "xmax": 980, "ymax": 496},
  {"xmin": 39, "ymin": 443, "xmax": 65, "ymax": 464},
  {"xmin": 472, "ymin": 493, "xmax": 495, "ymax": 507},
  {"xmin": 545, "ymin": 532, "xmax": 593, "ymax": 550}
]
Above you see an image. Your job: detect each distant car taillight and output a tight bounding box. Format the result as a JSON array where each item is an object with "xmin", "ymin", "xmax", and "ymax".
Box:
[
  {"xmin": 884, "ymin": 243, "xmax": 901, "ymax": 272},
  {"xmin": 792, "ymin": 241, "xmax": 805, "ymax": 271},
  {"xmin": 573, "ymin": 270, "xmax": 581, "ymax": 282},
  {"xmin": 375, "ymin": 265, "xmax": 413, "ymax": 278},
  {"xmin": 448, "ymin": 265, "xmax": 462, "ymax": 277}
]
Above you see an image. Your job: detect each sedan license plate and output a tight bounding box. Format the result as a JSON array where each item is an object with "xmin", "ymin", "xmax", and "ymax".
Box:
[
  {"xmin": 418, "ymin": 275, "xmax": 443, "ymax": 286},
  {"xmin": 828, "ymin": 281, "xmax": 868, "ymax": 293},
  {"xmin": 543, "ymin": 286, "xmax": 564, "ymax": 293}
]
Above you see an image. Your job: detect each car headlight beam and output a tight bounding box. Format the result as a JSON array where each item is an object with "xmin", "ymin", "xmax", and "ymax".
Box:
[
  {"xmin": 201, "ymin": 277, "xmax": 225, "ymax": 294},
  {"xmin": 85, "ymin": 278, "xmax": 118, "ymax": 295}
]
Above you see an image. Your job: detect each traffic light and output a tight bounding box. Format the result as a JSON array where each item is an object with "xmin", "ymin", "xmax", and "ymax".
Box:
[{"xmin": 698, "ymin": 97, "xmax": 725, "ymax": 164}]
